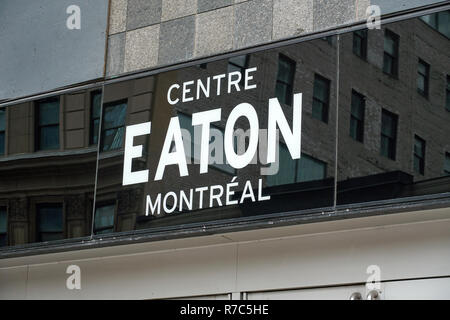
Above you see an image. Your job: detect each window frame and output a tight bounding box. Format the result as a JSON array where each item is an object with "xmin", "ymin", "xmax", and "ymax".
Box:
[
  {"xmin": 275, "ymin": 54, "xmax": 296, "ymax": 106},
  {"xmin": 267, "ymin": 142, "xmax": 328, "ymax": 186},
  {"xmin": 0, "ymin": 107, "xmax": 5, "ymax": 156},
  {"xmin": 93, "ymin": 201, "xmax": 116, "ymax": 235},
  {"xmin": 444, "ymin": 152, "xmax": 450, "ymax": 175},
  {"xmin": 349, "ymin": 90, "xmax": 366, "ymax": 142},
  {"xmin": 417, "ymin": 58, "xmax": 430, "ymax": 98},
  {"xmin": 100, "ymin": 99, "xmax": 128, "ymax": 152},
  {"xmin": 353, "ymin": 29, "xmax": 368, "ymax": 60},
  {"xmin": 383, "ymin": 29, "xmax": 400, "ymax": 77},
  {"xmin": 89, "ymin": 89, "xmax": 103, "ymax": 146},
  {"xmin": 36, "ymin": 203, "xmax": 64, "ymax": 243},
  {"xmin": 0, "ymin": 206, "xmax": 7, "ymax": 247},
  {"xmin": 413, "ymin": 135, "xmax": 426, "ymax": 175},
  {"xmin": 35, "ymin": 96, "xmax": 60, "ymax": 151},
  {"xmin": 227, "ymin": 55, "xmax": 249, "ymax": 87},
  {"xmin": 380, "ymin": 109, "xmax": 398, "ymax": 160},
  {"xmin": 312, "ymin": 73, "xmax": 331, "ymax": 123}
]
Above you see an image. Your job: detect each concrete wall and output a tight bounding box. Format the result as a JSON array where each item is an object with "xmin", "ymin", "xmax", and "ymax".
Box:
[
  {"xmin": 1, "ymin": 207, "xmax": 450, "ymax": 299},
  {"xmin": 106, "ymin": 0, "xmax": 446, "ymax": 77}
]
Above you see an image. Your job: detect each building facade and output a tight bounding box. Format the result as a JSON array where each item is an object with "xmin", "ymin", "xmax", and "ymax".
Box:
[{"xmin": 1, "ymin": 0, "xmax": 450, "ymax": 300}]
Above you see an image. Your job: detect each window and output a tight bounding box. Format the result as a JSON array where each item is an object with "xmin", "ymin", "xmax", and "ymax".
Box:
[
  {"xmin": 228, "ymin": 55, "xmax": 249, "ymax": 87},
  {"xmin": 0, "ymin": 108, "xmax": 5, "ymax": 156},
  {"xmin": 446, "ymin": 75, "xmax": 450, "ymax": 111},
  {"xmin": 267, "ymin": 144, "xmax": 327, "ymax": 186},
  {"xmin": 417, "ymin": 59, "xmax": 430, "ymax": 97},
  {"xmin": 312, "ymin": 74, "xmax": 331, "ymax": 123},
  {"xmin": 420, "ymin": 10, "xmax": 450, "ymax": 38},
  {"xmin": 445, "ymin": 152, "xmax": 450, "ymax": 175},
  {"xmin": 37, "ymin": 204, "xmax": 63, "ymax": 242},
  {"xmin": 35, "ymin": 97, "xmax": 60, "ymax": 151},
  {"xmin": 275, "ymin": 54, "xmax": 296, "ymax": 105},
  {"xmin": 297, "ymin": 154, "xmax": 327, "ymax": 183},
  {"xmin": 100, "ymin": 100, "xmax": 127, "ymax": 151},
  {"xmin": 380, "ymin": 109, "xmax": 398, "ymax": 160},
  {"xmin": 414, "ymin": 135, "xmax": 426, "ymax": 175},
  {"xmin": 350, "ymin": 90, "xmax": 365, "ymax": 142},
  {"xmin": 353, "ymin": 29, "xmax": 368, "ymax": 59},
  {"xmin": 94, "ymin": 203, "xmax": 115, "ymax": 235},
  {"xmin": 90, "ymin": 90, "xmax": 102, "ymax": 145},
  {"xmin": 322, "ymin": 36, "xmax": 333, "ymax": 45},
  {"xmin": 178, "ymin": 113, "xmax": 235, "ymax": 175},
  {"xmin": 0, "ymin": 207, "xmax": 7, "ymax": 246},
  {"xmin": 383, "ymin": 29, "xmax": 399, "ymax": 77}
]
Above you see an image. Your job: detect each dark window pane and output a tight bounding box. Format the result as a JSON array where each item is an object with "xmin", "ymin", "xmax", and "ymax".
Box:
[
  {"xmin": 417, "ymin": 59, "xmax": 429, "ymax": 96},
  {"xmin": 91, "ymin": 91, "xmax": 102, "ymax": 119},
  {"xmin": 36, "ymin": 98, "xmax": 60, "ymax": 151},
  {"xmin": 275, "ymin": 82, "xmax": 290, "ymax": 105},
  {"xmin": 297, "ymin": 154, "xmax": 327, "ymax": 182},
  {"xmin": 0, "ymin": 234, "xmax": 6, "ymax": 247},
  {"xmin": 353, "ymin": 30, "xmax": 367, "ymax": 59},
  {"xmin": 92, "ymin": 119, "xmax": 99, "ymax": 145},
  {"xmin": 275, "ymin": 55, "xmax": 295, "ymax": 105},
  {"xmin": 37, "ymin": 204, "xmax": 63, "ymax": 242},
  {"xmin": 383, "ymin": 30, "xmax": 399, "ymax": 76},
  {"xmin": 266, "ymin": 144, "xmax": 297, "ymax": 186},
  {"xmin": 380, "ymin": 110, "xmax": 398, "ymax": 160},
  {"xmin": 414, "ymin": 136, "xmax": 426, "ymax": 175},
  {"xmin": 350, "ymin": 91, "xmax": 365, "ymax": 142},
  {"xmin": 312, "ymin": 75, "xmax": 330, "ymax": 123},
  {"xmin": 445, "ymin": 153, "xmax": 450, "ymax": 175},
  {"xmin": 38, "ymin": 100, "xmax": 59, "ymax": 125},
  {"xmin": 39, "ymin": 125, "xmax": 59, "ymax": 150},
  {"xmin": 101, "ymin": 127, "xmax": 125, "ymax": 151},
  {"xmin": 0, "ymin": 208, "xmax": 7, "ymax": 234},
  {"xmin": 229, "ymin": 55, "xmax": 247, "ymax": 68},
  {"xmin": 101, "ymin": 101, "xmax": 127, "ymax": 151},
  {"xmin": 103, "ymin": 103, "xmax": 126, "ymax": 129},
  {"xmin": 94, "ymin": 204, "xmax": 115, "ymax": 234},
  {"xmin": 0, "ymin": 108, "xmax": 5, "ymax": 131},
  {"xmin": 0, "ymin": 132, "xmax": 4, "ymax": 155}
]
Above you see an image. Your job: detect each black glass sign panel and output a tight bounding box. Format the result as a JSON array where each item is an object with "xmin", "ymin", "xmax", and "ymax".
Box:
[
  {"xmin": 96, "ymin": 37, "xmax": 337, "ymax": 234},
  {"xmin": 337, "ymin": 10, "xmax": 450, "ymax": 206},
  {"xmin": 0, "ymin": 88, "xmax": 100, "ymax": 248}
]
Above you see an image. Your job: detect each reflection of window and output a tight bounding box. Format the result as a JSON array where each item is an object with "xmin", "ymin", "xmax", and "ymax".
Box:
[
  {"xmin": 0, "ymin": 207, "xmax": 7, "ymax": 247},
  {"xmin": 445, "ymin": 152, "xmax": 450, "ymax": 175},
  {"xmin": 101, "ymin": 100, "xmax": 127, "ymax": 151},
  {"xmin": 380, "ymin": 109, "xmax": 398, "ymax": 160},
  {"xmin": 94, "ymin": 203, "xmax": 115, "ymax": 235},
  {"xmin": 0, "ymin": 108, "xmax": 5, "ymax": 156},
  {"xmin": 228, "ymin": 55, "xmax": 248, "ymax": 87},
  {"xmin": 275, "ymin": 54, "xmax": 296, "ymax": 105},
  {"xmin": 322, "ymin": 36, "xmax": 333, "ymax": 45},
  {"xmin": 353, "ymin": 30, "xmax": 368, "ymax": 59},
  {"xmin": 90, "ymin": 90, "xmax": 102, "ymax": 145},
  {"xmin": 417, "ymin": 59, "xmax": 430, "ymax": 97},
  {"xmin": 350, "ymin": 90, "xmax": 365, "ymax": 142},
  {"xmin": 267, "ymin": 144, "xmax": 327, "ymax": 186},
  {"xmin": 36, "ymin": 98, "xmax": 60, "ymax": 151},
  {"xmin": 446, "ymin": 75, "xmax": 450, "ymax": 111},
  {"xmin": 420, "ymin": 10, "xmax": 450, "ymax": 38},
  {"xmin": 178, "ymin": 113, "xmax": 234, "ymax": 174},
  {"xmin": 37, "ymin": 204, "xmax": 63, "ymax": 242},
  {"xmin": 312, "ymin": 74, "xmax": 330, "ymax": 123},
  {"xmin": 414, "ymin": 135, "xmax": 426, "ymax": 175},
  {"xmin": 383, "ymin": 29, "xmax": 399, "ymax": 77}
]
